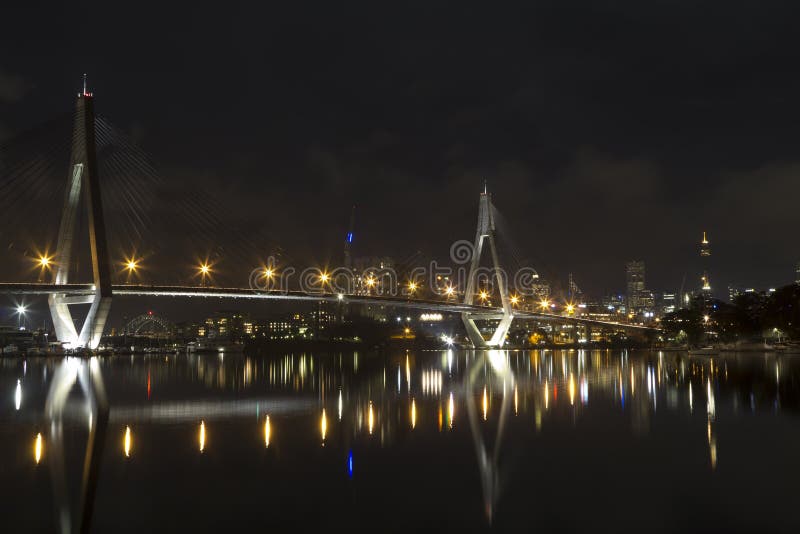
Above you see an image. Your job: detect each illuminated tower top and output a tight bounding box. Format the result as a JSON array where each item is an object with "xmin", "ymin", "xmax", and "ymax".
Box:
[
  {"xmin": 701, "ymin": 271, "xmax": 711, "ymax": 292},
  {"xmin": 79, "ymin": 73, "xmax": 93, "ymax": 98},
  {"xmin": 700, "ymin": 231, "xmax": 711, "ymax": 257}
]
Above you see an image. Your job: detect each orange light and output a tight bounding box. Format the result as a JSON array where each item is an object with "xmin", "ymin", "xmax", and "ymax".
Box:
[
  {"xmin": 199, "ymin": 264, "xmax": 211, "ymax": 275},
  {"xmin": 38, "ymin": 255, "xmax": 51, "ymax": 268},
  {"xmin": 510, "ymin": 294, "xmax": 519, "ymax": 306}
]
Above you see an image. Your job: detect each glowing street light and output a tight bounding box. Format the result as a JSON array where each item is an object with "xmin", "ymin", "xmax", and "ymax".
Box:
[
  {"xmin": 510, "ymin": 294, "xmax": 520, "ymax": 306},
  {"xmin": 539, "ymin": 299, "xmax": 550, "ymax": 311},
  {"xmin": 479, "ymin": 291, "xmax": 489, "ymax": 303},
  {"xmin": 319, "ymin": 271, "xmax": 330, "ymax": 285},
  {"xmin": 15, "ymin": 305, "xmax": 27, "ymax": 328},
  {"xmin": 566, "ymin": 304, "xmax": 575, "ymax": 315},
  {"xmin": 444, "ymin": 285, "xmax": 455, "ymax": 298},
  {"xmin": 407, "ymin": 281, "xmax": 418, "ymax": 294},
  {"xmin": 198, "ymin": 263, "xmax": 212, "ymax": 287},
  {"xmin": 38, "ymin": 255, "xmax": 51, "ymax": 268}
]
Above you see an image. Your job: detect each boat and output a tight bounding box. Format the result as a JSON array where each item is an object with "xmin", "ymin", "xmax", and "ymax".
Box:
[{"xmin": 187, "ymin": 340, "xmax": 244, "ymax": 354}]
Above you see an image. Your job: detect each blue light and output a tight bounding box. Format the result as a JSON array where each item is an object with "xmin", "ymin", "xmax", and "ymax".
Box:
[
  {"xmin": 347, "ymin": 232, "xmax": 353, "ymax": 243},
  {"xmin": 347, "ymin": 450, "xmax": 354, "ymax": 478}
]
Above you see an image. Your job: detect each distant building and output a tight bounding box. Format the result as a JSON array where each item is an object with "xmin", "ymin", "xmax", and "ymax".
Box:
[
  {"xmin": 203, "ymin": 310, "xmax": 248, "ymax": 340},
  {"xmin": 700, "ymin": 231, "xmax": 711, "ymax": 257},
  {"xmin": 626, "ymin": 261, "xmax": 646, "ymax": 313},
  {"xmin": 352, "ymin": 256, "xmax": 395, "ymax": 296},
  {"xmin": 602, "ymin": 294, "xmax": 626, "ymax": 315},
  {"xmin": 699, "ymin": 231, "xmax": 712, "ymax": 294},
  {"xmin": 657, "ymin": 292, "xmax": 677, "ymax": 315},
  {"xmin": 796, "ymin": 261, "xmax": 800, "ymax": 284},
  {"xmin": 728, "ymin": 286, "xmax": 742, "ymax": 303}
]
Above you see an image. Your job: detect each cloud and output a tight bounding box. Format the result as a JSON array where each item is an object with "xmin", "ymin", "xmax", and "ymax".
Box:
[{"xmin": 0, "ymin": 69, "xmax": 30, "ymax": 103}]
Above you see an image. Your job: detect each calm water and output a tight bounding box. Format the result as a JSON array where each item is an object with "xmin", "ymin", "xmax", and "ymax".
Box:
[{"xmin": 1, "ymin": 349, "xmax": 799, "ymax": 533}]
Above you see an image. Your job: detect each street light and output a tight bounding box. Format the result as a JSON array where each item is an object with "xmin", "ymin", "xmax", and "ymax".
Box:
[
  {"xmin": 539, "ymin": 299, "xmax": 550, "ymax": 311},
  {"xmin": 199, "ymin": 263, "xmax": 211, "ymax": 287},
  {"xmin": 38, "ymin": 255, "xmax": 51, "ymax": 268},
  {"xmin": 510, "ymin": 294, "xmax": 520, "ymax": 306},
  {"xmin": 479, "ymin": 291, "xmax": 489, "ymax": 303},
  {"xmin": 444, "ymin": 285, "xmax": 455, "ymax": 298},
  {"xmin": 16, "ymin": 305, "xmax": 27, "ymax": 329},
  {"xmin": 407, "ymin": 281, "xmax": 418, "ymax": 294}
]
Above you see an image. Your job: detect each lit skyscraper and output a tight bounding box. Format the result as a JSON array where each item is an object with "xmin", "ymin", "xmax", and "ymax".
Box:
[
  {"xmin": 700, "ymin": 231, "xmax": 711, "ymax": 256},
  {"xmin": 700, "ymin": 231, "xmax": 711, "ymax": 293},
  {"xmin": 626, "ymin": 261, "xmax": 646, "ymax": 312}
]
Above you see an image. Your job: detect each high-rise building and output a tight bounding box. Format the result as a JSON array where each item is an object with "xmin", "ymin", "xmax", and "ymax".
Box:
[
  {"xmin": 700, "ymin": 231, "xmax": 712, "ymax": 293},
  {"xmin": 700, "ymin": 231, "xmax": 711, "ymax": 257},
  {"xmin": 626, "ymin": 261, "xmax": 646, "ymax": 312},
  {"xmin": 728, "ymin": 286, "xmax": 742, "ymax": 303}
]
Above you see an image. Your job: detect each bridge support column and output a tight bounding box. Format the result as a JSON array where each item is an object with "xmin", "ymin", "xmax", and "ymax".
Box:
[
  {"xmin": 48, "ymin": 85, "xmax": 112, "ymax": 349},
  {"xmin": 461, "ymin": 187, "xmax": 513, "ymax": 348}
]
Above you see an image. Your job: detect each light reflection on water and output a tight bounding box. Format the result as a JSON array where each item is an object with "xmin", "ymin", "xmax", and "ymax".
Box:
[{"xmin": 1, "ymin": 349, "xmax": 800, "ymax": 532}]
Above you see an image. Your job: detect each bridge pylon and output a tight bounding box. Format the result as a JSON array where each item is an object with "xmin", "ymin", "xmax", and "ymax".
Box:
[
  {"xmin": 48, "ymin": 82, "xmax": 112, "ymax": 349},
  {"xmin": 461, "ymin": 187, "xmax": 513, "ymax": 348}
]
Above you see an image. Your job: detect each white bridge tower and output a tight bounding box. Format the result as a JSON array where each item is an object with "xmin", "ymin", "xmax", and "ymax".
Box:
[
  {"xmin": 461, "ymin": 187, "xmax": 513, "ymax": 348},
  {"xmin": 48, "ymin": 79, "xmax": 112, "ymax": 349}
]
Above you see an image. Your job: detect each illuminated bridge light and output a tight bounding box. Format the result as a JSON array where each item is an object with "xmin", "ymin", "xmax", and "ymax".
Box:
[
  {"xmin": 347, "ymin": 450, "xmax": 354, "ymax": 478},
  {"xmin": 448, "ymin": 392, "xmax": 455, "ymax": 429},
  {"xmin": 320, "ymin": 409, "xmax": 327, "ymax": 444},
  {"xmin": 264, "ymin": 416, "xmax": 271, "ymax": 448},
  {"xmin": 15, "ymin": 379, "xmax": 22, "ymax": 410},
  {"xmin": 124, "ymin": 426, "xmax": 132, "ymax": 457},
  {"xmin": 34, "ymin": 433, "xmax": 43, "ymax": 464},
  {"xmin": 199, "ymin": 421, "xmax": 206, "ymax": 453},
  {"xmin": 368, "ymin": 401, "xmax": 374, "ymax": 435}
]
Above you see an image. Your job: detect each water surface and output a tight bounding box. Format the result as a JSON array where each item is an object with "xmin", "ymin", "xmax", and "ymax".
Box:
[{"xmin": 1, "ymin": 349, "xmax": 798, "ymax": 532}]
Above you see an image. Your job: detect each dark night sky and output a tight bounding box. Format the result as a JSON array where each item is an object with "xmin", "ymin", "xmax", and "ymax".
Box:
[{"xmin": 2, "ymin": 0, "xmax": 800, "ymax": 307}]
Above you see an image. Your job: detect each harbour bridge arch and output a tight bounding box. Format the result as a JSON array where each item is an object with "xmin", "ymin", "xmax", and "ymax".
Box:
[{"xmin": 124, "ymin": 312, "xmax": 174, "ymax": 336}]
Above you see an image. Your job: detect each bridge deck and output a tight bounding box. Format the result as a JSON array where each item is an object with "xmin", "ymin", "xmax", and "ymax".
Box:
[{"xmin": 0, "ymin": 282, "xmax": 658, "ymax": 332}]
